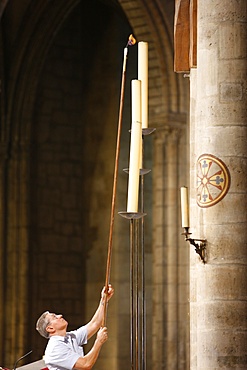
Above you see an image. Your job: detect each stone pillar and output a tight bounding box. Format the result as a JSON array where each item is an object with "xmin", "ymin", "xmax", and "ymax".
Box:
[
  {"xmin": 0, "ymin": 144, "xmax": 8, "ymax": 365},
  {"xmin": 2, "ymin": 139, "xmax": 30, "ymax": 366},
  {"xmin": 190, "ymin": 1, "xmax": 247, "ymax": 368},
  {"xmin": 0, "ymin": 23, "xmax": 7, "ymax": 367},
  {"xmin": 152, "ymin": 123, "xmax": 189, "ymax": 370}
]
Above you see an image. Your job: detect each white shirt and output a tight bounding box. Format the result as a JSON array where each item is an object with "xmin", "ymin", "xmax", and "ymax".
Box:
[{"xmin": 45, "ymin": 326, "xmax": 88, "ymax": 370}]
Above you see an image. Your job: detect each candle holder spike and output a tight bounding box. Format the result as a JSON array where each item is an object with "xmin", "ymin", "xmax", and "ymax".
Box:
[
  {"xmin": 142, "ymin": 127, "xmax": 156, "ymax": 136},
  {"xmin": 182, "ymin": 227, "xmax": 207, "ymax": 264},
  {"xmin": 123, "ymin": 168, "xmax": 151, "ymax": 175},
  {"xmin": 118, "ymin": 211, "xmax": 147, "ymax": 220},
  {"xmin": 140, "ymin": 168, "xmax": 151, "ymax": 175}
]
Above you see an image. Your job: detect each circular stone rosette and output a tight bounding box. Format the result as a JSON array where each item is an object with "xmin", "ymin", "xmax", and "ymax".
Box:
[{"xmin": 196, "ymin": 154, "xmax": 231, "ymax": 208}]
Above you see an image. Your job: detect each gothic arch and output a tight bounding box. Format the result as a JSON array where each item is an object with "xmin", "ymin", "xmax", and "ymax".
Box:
[
  {"xmin": 118, "ymin": 0, "xmax": 188, "ymax": 123},
  {"xmin": 3, "ymin": 0, "xmax": 187, "ymax": 143},
  {"xmin": 5, "ymin": 0, "xmax": 80, "ymax": 144}
]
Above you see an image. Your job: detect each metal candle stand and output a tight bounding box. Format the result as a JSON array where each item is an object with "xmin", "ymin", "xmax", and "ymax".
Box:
[{"xmin": 119, "ymin": 127, "xmax": 155, "ymax": 370}]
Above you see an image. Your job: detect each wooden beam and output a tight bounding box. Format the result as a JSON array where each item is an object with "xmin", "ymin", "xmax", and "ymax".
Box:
[
  {"xmin": 174, "ymin": 0, "xmax": 197, "ymax": 73},
  {"xmin": 174, "ymin": 0, "xmax": 190, "ymax": 73},
  {"xmin": 190, "ymin": 0, "xmax": 197, "ymax": 68}
]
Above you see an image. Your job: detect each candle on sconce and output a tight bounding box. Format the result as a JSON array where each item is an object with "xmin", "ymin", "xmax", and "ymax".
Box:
[
  {"xmin": 127, "ymin": 79, "xmax": 142, "ymax": 213},
  {"xmin": 180, "ymin": 186, "xmax": 190, "ymax": 228}
]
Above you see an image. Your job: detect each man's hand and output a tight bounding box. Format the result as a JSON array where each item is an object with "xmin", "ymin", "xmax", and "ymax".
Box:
[
  {"xmin": 101, "ymin": 284, "xmax": 114, "ymax": 303},
  {"xmin": 73, "ymin": 327, "xmax": 108, "ymax": 369},
  {"xmin": 97, "ymin": 327, "xmax": 108, "ymax": 344},
  {"xmin": 86, "ymin": 285, "xmax": 114, "ymax": 340}
]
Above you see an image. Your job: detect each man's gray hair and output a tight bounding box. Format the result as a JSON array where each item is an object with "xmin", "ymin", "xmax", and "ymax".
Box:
[{"xmin": 36, "ymin": 311, "xmax": 50, "ymax": 338}]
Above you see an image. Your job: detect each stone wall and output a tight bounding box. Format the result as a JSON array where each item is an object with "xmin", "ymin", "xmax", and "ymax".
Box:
[{"xmin": 190, "ymin": 0, "xmax": 247, "ymax": 368}]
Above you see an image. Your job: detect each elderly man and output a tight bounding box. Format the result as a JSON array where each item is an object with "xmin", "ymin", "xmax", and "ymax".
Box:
[{"xmin": 36, "ymin": 285, "xmax": 114, "ymax": 370}]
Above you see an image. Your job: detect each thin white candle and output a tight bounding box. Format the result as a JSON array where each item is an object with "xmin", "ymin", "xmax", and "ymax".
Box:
[
  {"xmin": 138, "ymin": 41, "xmax": 148, "ymax": 129},
  {"xmin": 123, "ymin": 47, "xmax": 128, "ymax": 72},
  {"xmin": 180, "ymin": 186, "xmax": 190, "ymax": 228},
  {"xmin": 127, "ymin": 80, "xmax": 142, "ymax": 213}
]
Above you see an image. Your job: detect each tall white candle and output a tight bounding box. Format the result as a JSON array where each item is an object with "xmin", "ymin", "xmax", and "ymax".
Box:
[
  {"xmin": 139, "ymin": 133, "xmax": 143, "ymax": 170},
  {"xmin": 138, "ymin": 41, "xmax": 148, "ymax": 129},
  {"xmin": 180, "ymin": 186, "xmax": 190, "ymax": 228},
  {"xmin": 127, "ymin": 80, "xmax": 142, "ymax": 213}
]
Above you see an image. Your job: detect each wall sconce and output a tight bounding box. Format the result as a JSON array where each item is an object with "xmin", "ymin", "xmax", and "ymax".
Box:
[
  {"xmin": 180, "ymin": 186, "xmax": 207, "ymax": 264},
  {"xmin": 182, "ymin": 226, "xmax": 207, "ymax": 263}
]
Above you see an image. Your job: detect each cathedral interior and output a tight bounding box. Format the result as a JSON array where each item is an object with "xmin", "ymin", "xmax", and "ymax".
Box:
[{"xmin": 0, "ymin": 0, "xmax": 246, "ymax": 369}]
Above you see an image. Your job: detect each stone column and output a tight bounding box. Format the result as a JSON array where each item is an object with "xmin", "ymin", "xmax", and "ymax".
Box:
[
  {"xmin": 152, "ymin": 123, "xmax": 189, "ymax": 370},
  {"xmin": 4, "ymin": 140, "xmax": 30, "ymax": 366},
  {"xmin": 0, "ymin": 24, "xmax": 7, "ymax": 367},
  {"xmin": 190, "ymin": 1, "xmax": 247, "ymax": 368},
  {"xmin": 0, "ymin": 144, "xmax": 8, "ymax": 365}
]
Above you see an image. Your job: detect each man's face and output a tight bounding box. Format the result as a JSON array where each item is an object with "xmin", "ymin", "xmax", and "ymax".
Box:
[{"xmin": 46, "ymin": 313, "xmax": 68, "ymax": 334}]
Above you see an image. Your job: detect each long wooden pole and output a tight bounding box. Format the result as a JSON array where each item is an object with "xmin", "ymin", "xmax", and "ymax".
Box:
[{"xmin": 103, "ymin": 35, "xmax": 136, "ymax": 325}]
